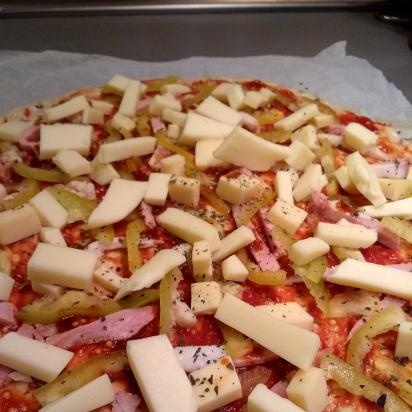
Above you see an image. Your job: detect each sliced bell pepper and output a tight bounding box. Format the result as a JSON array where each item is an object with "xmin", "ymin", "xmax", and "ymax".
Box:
[
  {"xmin": 91, "ymin": 225, "xmax": 115, "ymax": 245},
  {"xmin": 145, "ymin": 75, "xmax": 178, "ymax": 93},
  {"xmin": 118, "ymin": 288, "xmax": 160, "ymax": 309},
  {"xmin": 200, "ymin": 186, "xmax": 230, "ymax": 215},
  {"xmin": 0, "ymin": 179, "xmax": 39, "ymax": 211},
  {"xmin": 12, "ymin": 163, "xmax": 69, "ymax": 183},
  {"xmin": 218, "ymin": 323, "xmax": 253, "ymax": 360},
  {"xmin": 126, "ymin": 218, "xmax": 146, "ymax": 273}
]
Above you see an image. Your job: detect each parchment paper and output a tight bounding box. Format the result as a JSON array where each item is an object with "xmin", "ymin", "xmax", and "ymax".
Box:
[{"xmin": 0, "ymin": 42, "xmax": 411, "ymax": 128}]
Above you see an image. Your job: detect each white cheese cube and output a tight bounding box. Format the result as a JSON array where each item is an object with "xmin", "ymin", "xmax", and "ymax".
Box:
[
  {"xmin": 96, "ymin": 137, "xmax": 156, "ymax": 164},
  {"xmin": 118, "ymin": 79, "xmax": 141, "ymax": 117},
  {"xmin": 81, "ymin": 107, "xmax": 104, "ymax": 125},
  {"xmin": 317, "ymin": 132, "xmax": 343, "ymax": 147},
  {"xmin": 379, "ymin": 178, "xmax": 412, "ymax": 201},
  {"xmin": 211, "ymin": 82, "xmax": 234, "ymax": 102},
  {"xmin": 149, "ymin": 94, "xmax": 182, "ymax": 116},
  {"xmin": 0, "ymin": 271, "xmax": 14, "ymax": 300},
  {"xmin": 0, "ymin": 121, "xmax": 34, "ymax": 142},
  {"xmin": 248, "ymin": 383, "xmax": 305, "ymax": 412},
  {"xmin": 104, "ymin": 74, "xmax": 132, "ymax": 95},
  {"xmin": 174, "ymin": 345, "xmax": 226, "ymax": 373},
  {"xmin": 0, "ymin": 332, "xmax": 73, "ymax": 382},
  {"xmin": 162, "ymin": 108, "xmax": 187, "ymax": 127},
  {"xmin": 359, "ymin": 198, "xmax": 412, "ymax": 219},
  {"xmin": 88, "ymin": 179, "xmax": 147, "ymax": 229},
  {"xmin": 39, "ymin": 227, "xmax": 67, "ymax": 247},
  {"xmin": 285, "ymin": 141, "xmax": 316, "ymax": 171},
  {"xmin": 144, "ymin": 173, "xmax": 171, "ymax": 206},
  {"xmin": 260, "ymin": 88, "xmax": 276, "ymax": 101},
  {"xmin": 334, "ymin": 166, "xmax": 359, "ymax": 194},
  {"xmin": 31, "ymin": 281, "xmax": 63, "ymax": 297},
  {"xmin": 312, "ymin": 113, "xmax": 335, "ymax": 129},
  {"xmin": 169, "ymin": 176, "xmax": 200, "ymax": 207},
  {"xmin": 160, "ymin": 154, "xmax": 185, "ymax": 176},
  {"xmin": 219, "ymin": 281, "xmax": 244, "ymax": 298},
  {"xmin": 52, "ymin": 149, "xmax": 91, "ymax": 177},
  {"xmin": 293, "ymin": 164, "xmax": 323, "ymax": 201},
  {"xmin": 315, "ymin": 221, "xmax": 377, "ymax": 249},
  {"xmin": 29, "ymin": 190, "xmax": 68, "ymax": 229},
  {"xmin": 276, "ymin": 170, "xmax": 294, "ymax": 205},
  {"xmin": 215, "ymin": 294, "xmax": 320, "ymax": 370},
  {"xmin": 90, "ymin": 99, "xmax": 114, "ymax": 114},
  {"xmin": 0, "ymin": 184, "xmax": 6, "ymax": 199},
  {"xmin": 93, "ymin": 262, "xmax": 125, "ymax": 293},
  {"xmin": 167, "ymin": 124, "xmax": 180, "ymax": 140},
  {"xmin": 212, "ymin": 226, "xmax": 256, "ymax": 262},
  {"xmin": 289, "ymin": 237, "xmax": 330, "ymax": 266},
  {"xmin": 157, "ymin": 208, "xmax": 221, "ymax": 252},
  {"xmin": 161, "ymin": 83, "xmax": 191, "ymax": 95},
  {"xmin": 196, "ymin": 96, "xmax": 242, "ymax": 126},
  {"xmin": 28, "ymin": 243, "xmax": 98, "ymax": 289},
  {"xmin": 221, "ymin": 255, "xmax": 248, "ymax": 282},
  {"xmin": 89, "ymin": 163, "xmax": 120, "ymax": 185},
  {"xmin": 40, "ymin": 124, "xmax": 92, "ymax": 159},
  {"xmin": 191, "ymin": 281, "xmax": 222, "ymax": 315},
  {"xmin": 256, "ymin": 302, "xmax": 314, "ymax": 330},
  {"xmin": 180, "ymin": 113, "xmax": 234, "ymax": 145},
  {"xmin": 395, "ymin": 322, "xmax": 412, "ymax": 359},
  {"xmin": 45, "ymin": 95, "xmax": 89, "ymax": 123},
  {"xmin": 39, "ymin": 374, "xmax": 115, "ymax": 412},
  {"xmin": 214, "ymin": 126, "xmax": 290, "ymax": 172},
  {"xmin": 227, "ymin": 84, "xmax": 245, "ymax": 110},
  {"xmin": 274, "ymin": 104, "xmax": 320, "ymax": 131},
  {"xmin": 344, "ymin": 122, "xmax": 378, "ymax": 153},
  {"xmin": 291, "ymin": 124, "xmax": 318, "ymax": 150},
  {"xmin": 127, "ymin": 335, "xmax": 197, "ymax": 412},
  {"xmin": 243, "ymin": 91, "xmax": 268, "ymax": 109},
  {"xmin": 268, "ymin": 199, "xmax": 308, "ymax": 235},
  {"xmin": 192, "ymin": 240, "xmax": 213, "ymax": 281},
  {"xmin": 111, "ymin": 112, "xmax": 136, "ymax": 132},
  {"xmin": 216, "ymin": 174, "xmax": 260, "ymax": 204},
  {"xmin": 195, "ymin": 139, "xmax": 230, "ymax": 171},
  {"xmin": 189, "ymin": 356, "xmax": 242, "ymax": 412},
  {"xmin": 286, "ymin": 367, "xmax": 329, "ymax": 412}
]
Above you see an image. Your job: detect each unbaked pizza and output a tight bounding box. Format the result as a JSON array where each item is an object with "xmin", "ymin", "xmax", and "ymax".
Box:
[{"xmin": 0, "ymin": 74, "xmax": 411, "ymax": 412}]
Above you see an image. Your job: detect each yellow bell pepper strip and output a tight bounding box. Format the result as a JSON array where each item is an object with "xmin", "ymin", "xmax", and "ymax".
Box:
[
  {"xmin": 381, "ymin": 217, "xmax": 412, "ymax": 244},
  {"xmin": 271, "ymin": 226, "xmax": 294, "ymax": 253},
  {"xmin": 321, "ymin": 353, "xmax": 411, "ymax": 412},
  {"xmin": 0, "ymin": 179, "xmax": 39, "ymax": 211},
  {"xmin": 18, "ymin": 291, "xmax": 122, "ymax": 324},
  {"xmin": 332, "ymin": 246, "xmax": 365, "ymax": 262},
  {"xmin": 34, "ymin": 351, "xmax": 128, "ymax": 406},
  {"xmin": 247, "ymin": 269, "xmax": 286, "ymax": 286},
  {"xmin": 145, "ymin": 75, "xmax": 178, "ymax": 93},
  {"xmin": 320, "ymin": 140, "xmax": 336, "ymax": 178},
  {"xmin": 125, "ymin": 218, "xmax": 146, "ymax": 273},
  {"xmin": 259, "ymin": 130, "xmax": 291, "ymax": 144},
  {"xmin": 48, "ymin": 187, "xmax": 97, "ymax": 223},
  {"xmin": 181, "ymin": 82, "xmax": 216, "ymax": 111},
  {"xmin": 12, "ymin": 163, "xmax": 69, "ymax": 183},
  {"xmin": 159, "ymin": 270, "xmax": 177, "ymax": 338},
  {"xmin": 104, "ymin": 119, "xmax": 122, "ymax": 138},
  {"xmin": 346, "ymin": 305, "xmax": 406, "ymax": 370},
  {"xmin": 0, "ymin": 249, "xmax": 12, "ymax": 275},
  {"xmin": 254, "ymin": 110, "xmax": 284, "ymax": 126},
  {"xmin": 200, "ymin": 186, "xmax": 230, "ymax": 215},
  {"xmin": 91, "ymin": 225, "xmax": 115, "ymax": 245},
  {"xmin": 118, "ymin": 288, "xmax": 160, "ymax": 309},
  {"xmin": 303, "ymin": 256, "xmax": 327, "ymax": 283},
  {"xmin": 218, "ymin": 324, "xmax": 253, "ymax": 360},
  {"xmin": 135, "ymin": 112, "xmax": 152, "ymax": 136}
]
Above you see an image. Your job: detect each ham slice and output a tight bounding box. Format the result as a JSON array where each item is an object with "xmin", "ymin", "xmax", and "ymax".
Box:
[
  {"xmin": 33, "ymin": 323, "xmax": 58, "ymax": 341},
  {"xmin": 112, "ymin": 392, "xmax": 141, "ymax": 412},
  {"xmin": 271, "ymin": 380, "xmax": 288, "ymax": 397},
  {"xmin": 17, "ymin": 125, "xmax": 40, "ymax": 154},
  {"xmin": 136, "ymin": 97, "xmax": 152, "ymax": 112},
  {"xmin": 323, "ymin": 124, "xmax": 345, "ymax": 136},
  {"xmin": 249, "ymin": 233, "xmax": 280, "ymax": 272},
  {"xmin": 370, "ymin": 159, "xmax": 408, "ymax": 179},
  {"xmin": 148, "ymin": 145, "xmax": 171, "ymax": 170},
  {"xmin": 150, "ymin": 117, "xmax": 166, "ymax": 134},
  {"xmin": 0, "ymin": 302, "xmax": 17, "ymax": 327},
  {"xmin": 46, "ymin": 306, "xmax": 156, "ymax": 349},
  {"xmin": 16, "ymin": 323, "xmax": 35, "ymax": 338},
  {"xmin": 140, "ymin": 201, "xmax": 157, "ymax": 229},
  {"xmin": 241, "ymin": 112, "xmax": 260, "ymax": 133},
  {"xmin": 0, "ymin": 366, "xmax": 12, "ymax": 388}
]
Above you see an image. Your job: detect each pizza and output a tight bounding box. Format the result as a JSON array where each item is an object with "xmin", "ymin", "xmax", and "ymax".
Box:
[{"xmin": 0, "ymin": 74, "xmax": 411, "ymax": 412}]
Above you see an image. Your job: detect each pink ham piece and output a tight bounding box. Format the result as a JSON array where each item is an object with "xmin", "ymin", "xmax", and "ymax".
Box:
[
  {"xmin": 136, "ymin": 97, "xmax": 152, "ymax": 112},
  {"xmin": 17, "ymin": 125, "xmax": 40, "ymax": 155},
  {"xmin": 323, "ymin": 124, "xmax": 345, "ymax": 136},
  {"xmin": 0, "ymin": 302, "xmax": 17, "ymax": 327},
  {"xmin": 257, "ymin": 209, "xmax": 277, "ymax": 254},
  {"xmin": 150, "ymin": 117, "xmax": 166, "ymax": 134},
  {"xmin": 370, "ymin": 159, "xmax": 409, "ymax": 179},
  {"xmin": 139, "ymin": 201, "xmax": 156, "ymax": 229},
  {"xmin": 366, "ymin": 147, "xmax": 392, "ymax": 161},
  {"xmin": 33, "ymin": 323, "xmax": 59, "ymax": 341},
  {"xmin": 112, "ymin": 392, "xmax": 141, "ymax": 412},
  {"xmin": 46, "ymin": 306, "xmax": 156, "ymax": 349},
  {"xmin": 271, "ymin": 380, "xmax": 288, "ymax": 397},
  {"xmin": 241, "ymin": 112, "xmax": 260, "ymax": 133},
  {"xmin": 0, "ymin": 366, "xmax": 12, "ymax": 388},
  {"xmin": 16, "ymin": 323, "xmax": 35, "ymax": 338},
  {"xmin": 233, "ymin": 350, "xmax": 278, "ymax": 368},
  {"xmin": 248, "ymin": 233, "xmax": 280, "ymax": 272},
  {"xmin": 148, "ymin": 145, "xmax": 172, "ymax": 170}
]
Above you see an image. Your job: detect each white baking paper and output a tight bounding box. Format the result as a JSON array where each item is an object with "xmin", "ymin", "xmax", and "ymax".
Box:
[{"xmin": 0, "ymin": 42, "xmax": 410, "ymax": 127}]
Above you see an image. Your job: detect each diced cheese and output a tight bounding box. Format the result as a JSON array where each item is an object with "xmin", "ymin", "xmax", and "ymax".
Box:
[
  {"xmin": 326, "ymin": 258, "xmax": 412, "ymax": 300},
  {"xmin": 317, "ymin": 132, "xmax": 343, "ymax": 147},
  {"xmin": 28, "ymin": 243, "xmax": 97, "ymax": 289},
  {"xmin": 88, "ymin": 179, "xmax": 147, "ymax": 229},
  {"xmin": 149, "ymin": 94, "xmax": 182, "ymax": 116},
  {"xmin": 211, "ymin": 82, "xmax": 233, "ymax": 102},
  {"xmin": 212, "ymin": 226, "xmax": 256, "ymax": 262},
  {"xmin": 274, "ymin": 104, "xmax": 320, "ymax": 131},
  {"xmin": 0, "ymin": 271, "xmax": 14, "ymax": 300},
  {"xmin": 0, "ymin": 204, "xmax": 41, "ymax": 246},
  {"xmin": 395, "ymin": 322, "xmax": 412, "ymax": 359},
  {"xmin": 334, "ymin": 166, "xmax": 359, "ymax": 194},
  {"xmin": 144, "ymin": 173, "xmax": 171, "ymax": 206},
  {"xmin": 93, "ymin": 262, "xmax": 125, "ymax": 293},
  {"xmin": 248, "ymin": 384, "xmax": 305, "ymax": 412},
  {"xmin": 169, "ymin": 176, "xmax": 200, "ymax": 208},
  {"xmin": 268, "ymin": 199, "xmax": 308, "ymax": 235},
  {"xmin": 243, "ymin": 91, "xmax": 268, "ymax": 109},
  {"xmin": 285, "ymin": 141, "xmax": 315, "ymax": 171},
  {"xmin": 359, "ymin": 198, "xmax": 412, "ymax": 219},
  {"xmin": 195, "ymin": 139, "xmax": 230, "ymax": 171},
  {"xmin": 0, "ymin": 184, "xmax": 6, "ymax": 199},
  {"xmin": 45, "ymin": 95, "xmax": 89, "ymax": 123},
  {"xmin": 0, "ymin": 121, "xmax": 34, "ymax": 142},
  {"xmin": 39, "ymin": 374, "xmax": 115, "ymax": 412},
  {"xmin": 344, "ymin": 122, "xmax": 378, "ymax": 153},
  {"xmin": 115, "ymin": 249, "xmax": 186, "ymax": 300},
  {"xmin": 191, "ymin": 281, "xmax": 223, "ymax": 315},
  {"xmin": 291, "ymin": 124, "xmax": 318, "ymax": 150},
  {"xmin": 40, "ymin": 124, "xmax": 92, "ymax": 159},
  {"xmin": 174, "ymin": 345, "xmax": 226, "ymax": 373},
  {"xmin": 31, "ymin": 281, "xmax": 63, "ymax": 297},
  {"xmin": 219, "ymin": 281, "xmax": 244, "ymax": 298},
  {"xmin": 162, "ymin": 108, "xmax": 187, "ymax": 127},
  {"xmin": 104, "ymin": 74, "xmax": 132, "ymax": 95},
  {"xmin": 315, "ymin": 221, "xmax": 377, "ymax": 249},
  {"xmin": 289, "ymin": 237, "xmax": 330, "ymax": 266},
  {"xmin": 167, "ymin": 124, "xmax": 180, "ymax": 140},
  {"xmin": 345, "ymin": 151, "xmax": 386, "ymax": 206},
  {"xmin": 82, "ymin": 107, "xmax": 104, "ymax": 125},
  {"xmin": 286, "ymin": 367, "xmax": 329, "ymax": 412},
  {"xmin": 189, "ymin": 356, "xmax": 242, "ymax": 412},
  {"xmin": 379, "ymin": 178, "xmax": 412, "ymax": 201},
  {"xmin": 118, "ymin": 79, "xmax": 141, "ymax": 117},
  {"xmin": 312, "ymin": 113, "xmax": 335, "ymax": 129},
  {"xmin": 216, "ymin": 174, "xmax": 260, "ymax": 204},
  {"xmin": 256, "ymin": 302, "xmax": 314, "ymax": 330},
  {"xmin": 39, "ymin": 227, "xmax": 67, "ymax": 247},
  {"xmin": 160, "ymin": 154, "xmax": 185, "ymax": 176},
  {"xmin": 215, "ymin": 294, "xmax": 320, "ymax": 370},
  {"xmin": 161, "ymin": 83, "xmax": 191, "ymax": 95},
  {"xmin": 192, "ymin": 240, "xmax": 213, "ymax": 281},
  {"xmin": 89, "ymin": 162, "xmax": 120, "ymax": 185},
  {"xmin": 127, "ymin": 335, "xmax": 197, "ymax": 412},
  {"xmin": 29, "ymin": 190, "xmax": 68, "ymax": 229},
  {"xmin": 227, "ymin": 84, "xmax": 245, "ymax": 110},
  {"xmin": 96, "ymin": 137, "xmax": 156, "ymax": 164},
  {"xmin": 293, "ymin": 164, "xmax": 323, "ymax": 201},
  {"xmin": 111, "ymin": 112, "xmax": 136, "ymax": 132},
  {"xmin": 221, "ymin": 255, "xmax": 249, "ymax": 282},
  {"xmin": 260, "ymin": 87, "xmax": 275, "ymax": 101},
  {"xmin": 196, "ymin": 96, "xmax": 242, "ymax": 126},
  {"xmin": 90, "ymin": 99, "xmax": 114, "ymax": 114},
  {"xmin": 0, "ymin": 332, "xmax": 73, "ymax": 382},
  {"xmin": 157, "ymin": 208, "xmax": 221, "ymax": 252},
  {"xmin": 214, "ymin": 126, "xmax": 290, "ymax": 171},
  {"xmin": 275, "ymin": 170, "xmax": 294, "ymax": 205},
  {"xmin": 52, "ymin": 150, "xmax": 91, "ymax": 177}
]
